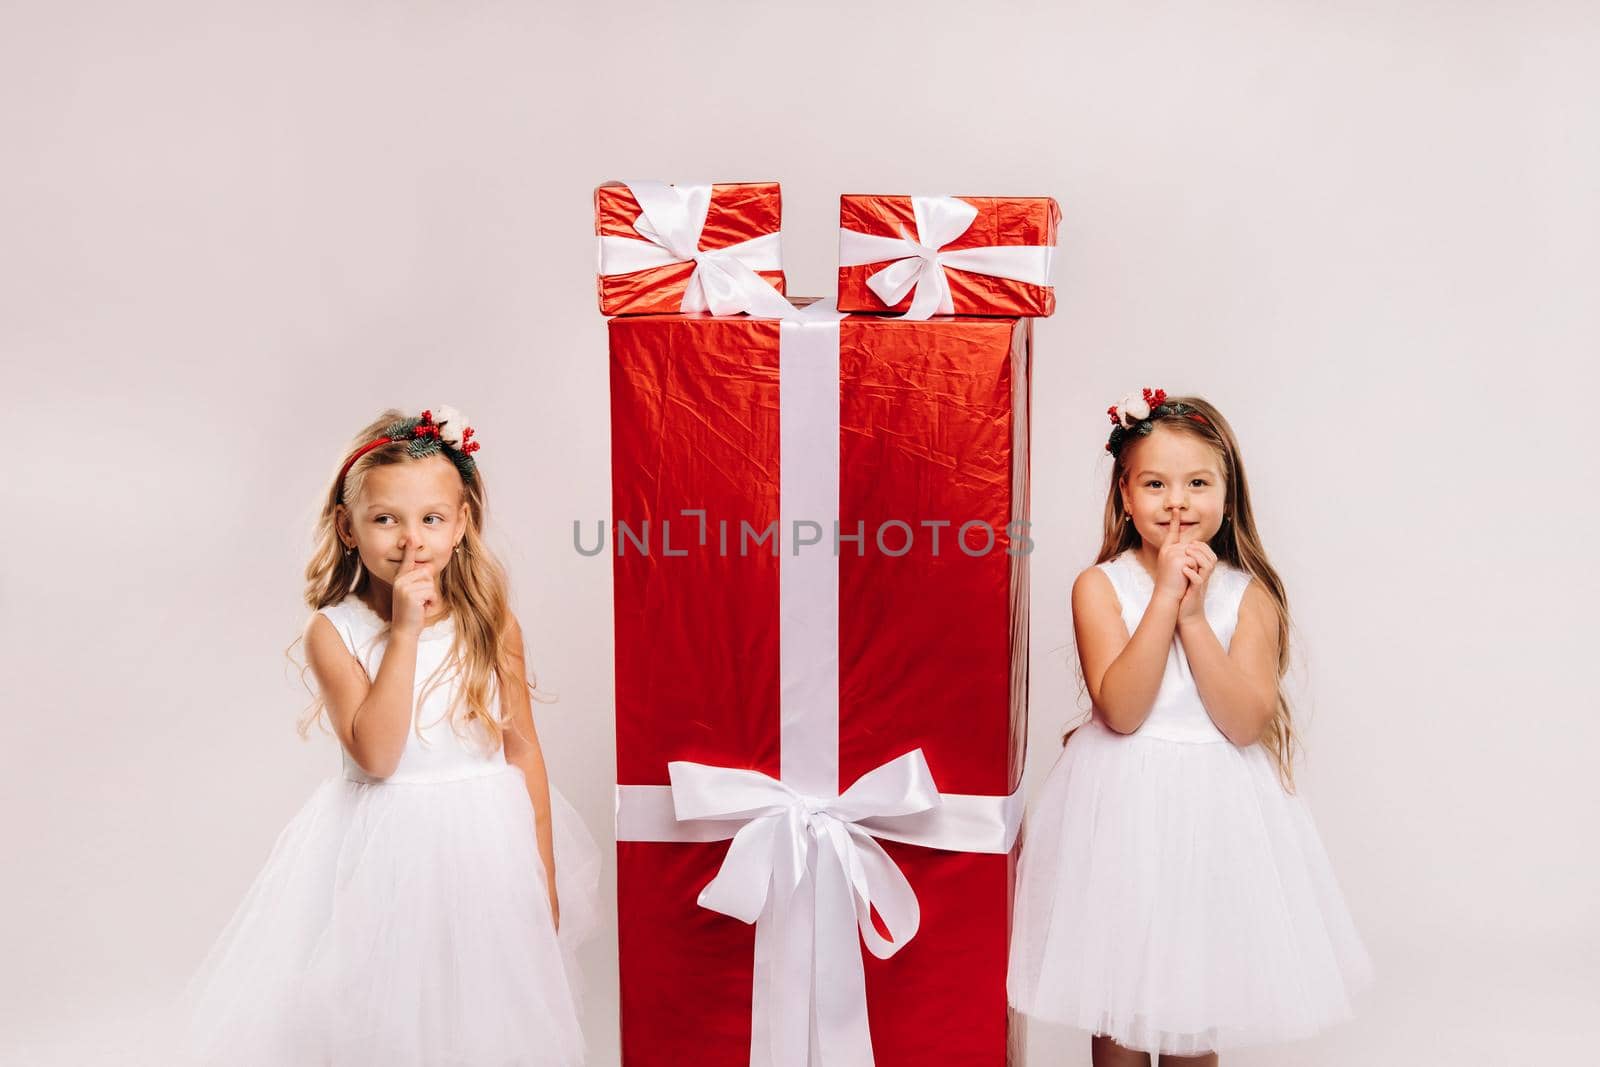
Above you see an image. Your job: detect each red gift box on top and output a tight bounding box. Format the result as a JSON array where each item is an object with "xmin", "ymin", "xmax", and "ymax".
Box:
[
  {"xmin": 837, "ymin": 194, "xmax": 1060, "ymax": 318},
  {"xmin": 608, "ymin": 298, "xmax": 1032, "ymax": 1066},
  {"xmin": 596, "ymin": 180, "xmax": 788, "ymax": 316}
]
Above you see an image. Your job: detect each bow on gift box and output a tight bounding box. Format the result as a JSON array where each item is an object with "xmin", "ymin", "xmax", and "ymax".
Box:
[
  {"xmin": 669, "ymin": 751, "xmax": 931, "ymax": 1067},
  {"xmin": 838, "ymin": 195, "xmax": 1056, "ymax": 320},
  {"xmin": 598, "ymin": 180, "xmax": 797, "ymax": 318},
  {"xmin": 621, "ymin": 750, "xmax": 1022, "ymax": 1067}
]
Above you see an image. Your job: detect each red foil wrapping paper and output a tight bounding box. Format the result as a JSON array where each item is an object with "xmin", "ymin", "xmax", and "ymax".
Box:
[
  {"xmin": 596, "ymin": 181, "xmax": 786, "ymax": 315},
  {"xmin": 837, "ymin": 194, "xmax": 1060, "ymax": 318},
  {"xmin": 609, "ymin": 308, "xmax": 1031, "ymax": 1065}
]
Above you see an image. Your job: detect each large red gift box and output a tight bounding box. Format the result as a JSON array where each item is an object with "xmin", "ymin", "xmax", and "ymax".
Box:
[
  {"xmin": 837, "ymin": 194, "xmax": 1060, "ymax": 318},
  {"xmin": 609, "ymin": 303, "xmax": 1032, "ymax": 1066},
  {"xmin": 596, "ymin": 181, "xmax": 787, "ymax": 316}
]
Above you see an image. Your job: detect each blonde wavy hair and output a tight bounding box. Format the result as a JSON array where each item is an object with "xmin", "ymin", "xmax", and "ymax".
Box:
[
  {"xmin": 290, "ymin": 409, "xmax": 535, "ymax": 751},
  {"xmin": 1072, "ymin": 395, "xmax": 1302, "ymax": 791}
]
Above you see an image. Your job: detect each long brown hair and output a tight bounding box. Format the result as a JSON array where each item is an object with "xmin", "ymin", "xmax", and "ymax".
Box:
[
  {"xmin": 1082, "ymin": 395, "xmax": 1301, "ymax": 790},
  {"xmin": 291, "ymin": 409, "xmax": 534, "ymax": 750}
]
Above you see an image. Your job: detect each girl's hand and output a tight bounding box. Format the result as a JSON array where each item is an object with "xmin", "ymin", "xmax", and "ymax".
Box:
[
  {"xmin": 390, "ymin": 542, "xmax": 438, "ymax": 637},
  {"xmin": 1177, "ymin": 541, "xmax": 1217, "ymax": 624},
  {"xmin": 1154, "ymin": 509, "xmax": 1193, "ymax": 604}
]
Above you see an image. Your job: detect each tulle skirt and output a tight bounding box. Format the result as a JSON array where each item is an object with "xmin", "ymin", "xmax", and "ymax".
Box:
[
  {"xmin": 173, "ymin": 765, "xmax": 600, "ymax": 1067},
  {"xmin": 1007, "ymin": 719, "xmax": 1372, "ymax": 1055}
]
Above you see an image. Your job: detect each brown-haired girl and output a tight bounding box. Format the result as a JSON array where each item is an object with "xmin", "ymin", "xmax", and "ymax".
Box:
[
  {"xmin": 1008, "ymin": 390, "xmax": 1372, "ymax": 1065},
  {"xmin": 179, "ymin": 407, "xmax": 598, "ymax": 1066}
]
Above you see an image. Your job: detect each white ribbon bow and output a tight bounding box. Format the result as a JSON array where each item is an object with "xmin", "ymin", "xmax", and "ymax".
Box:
[
  {"xmin": 837, "ymin": 195, "xmax": 1055, "ymax": 320},
  {"xmin": 598, "ymin": 180, "xmax": 796, "ymax": 318},
  {"xmin": 668, "ymin": 750, "xmax": 938, "ymax": 1067}
]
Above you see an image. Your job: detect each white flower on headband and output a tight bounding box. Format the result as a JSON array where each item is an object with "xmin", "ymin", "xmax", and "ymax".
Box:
[
  {"xmin": 1118, "ymin": 392, "xmax": 1151, "ymax": 428},
  {"xmin": 434, "ymin": 405, "xmax": 469, "ymax": 448}
]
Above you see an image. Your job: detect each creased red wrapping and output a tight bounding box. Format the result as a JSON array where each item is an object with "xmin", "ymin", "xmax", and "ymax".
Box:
[
  {"xmin": 837, "ymin": 194, "xmax": 1060, "ymax": 317},
  {"xmin": 596, "ymin": 182, "xmax": 786, "ymax": 315},
  {"xmin": 609, "ymin": 309, "xmax": 1032, "ymax": 1066}
]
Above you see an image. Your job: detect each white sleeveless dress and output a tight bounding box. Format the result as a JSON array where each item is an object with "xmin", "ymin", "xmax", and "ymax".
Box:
[
  {"xmin": 1007, "ymin": 550, "xmax": 1372, "ymax": 1055},
  {"xmin": 175, "ymin": 597, "xmax": 601, "ymax": 1067}
]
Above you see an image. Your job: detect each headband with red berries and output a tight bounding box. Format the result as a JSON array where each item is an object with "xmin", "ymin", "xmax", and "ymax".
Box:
[
  {"xmin": 336, "ymin": 406, "xmax": 481, "ymax": 498},
  {"xmin": 1105, "ymin": 388, "xmax": 1210, "ymax": 457}
]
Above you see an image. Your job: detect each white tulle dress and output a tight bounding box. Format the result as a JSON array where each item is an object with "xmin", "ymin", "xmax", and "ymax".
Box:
[
  {"xmin": 1008, "ymin": 550, "xmax": 1372, "ymax": 1055},
  {"xmin": 175, "ymin": 596, "xmax": 600, "ymax": 1067}
]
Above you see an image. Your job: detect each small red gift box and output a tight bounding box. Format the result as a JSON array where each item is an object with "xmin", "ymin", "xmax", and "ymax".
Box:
[
  {"xmin": 837, "ymin": 194, "xmax": 1060, "ymax": 318},
  {"xmin": 609, "ymin": 303, "xmax": 1031, "ymax": 1066},
  {"xmin": 595, "ymin": 180, "xmax": 788, "ymax": 316}
]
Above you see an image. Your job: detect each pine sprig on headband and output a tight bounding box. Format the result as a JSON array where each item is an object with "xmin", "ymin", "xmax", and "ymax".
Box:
[
  {"xmin": 1105, "ymin": 387, "xmax": 1209, "ymax": 457},
  {"xmin": 379, "ymin": 408, "xmax": 481, "ymax": 483}
]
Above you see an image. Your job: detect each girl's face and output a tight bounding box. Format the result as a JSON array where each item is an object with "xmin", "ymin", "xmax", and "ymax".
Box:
[
  {"xmin": 336, "ymin": 454, "xmax": 469, "ymax": 587},
  {"xmin": 1119, "ymin": 425, "xmax": 1228, "ymax": 547}
]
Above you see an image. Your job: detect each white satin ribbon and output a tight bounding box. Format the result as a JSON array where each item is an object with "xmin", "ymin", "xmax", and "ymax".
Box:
[
  {"xmin": 598, "ymin": 180, "xmax": 796, "ymax": 318},
  {"xmin": 612, "ymin": 302, "xmax": 1022, "ymax": 1067},
  {"xmin": 615, "ymin": 760, "xmax": 1020, "ymax": 1067},
  {"xmin": 671, "ymin": 751, "xmax": 932, "ymax": 1067},
  {"xmin": 837, "ymin": 195, "xmax": 1055, "ymax": 320}
]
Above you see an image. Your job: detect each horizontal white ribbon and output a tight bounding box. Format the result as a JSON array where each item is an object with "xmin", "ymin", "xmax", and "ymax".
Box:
[
  {"xmin": 598, "ymin": 180, "xmax": 795, "ymax": 318},
  {"xmin": 615, "ymin": 776, "xmax": 1023, "ymax": 853},
  {"xmin": 613, "ymin": 304, "xmax": 1022, "ymax": 1067},
  {"xmin": 837, "ymin": 195, "xmax": 1055, "ymax": 319}
]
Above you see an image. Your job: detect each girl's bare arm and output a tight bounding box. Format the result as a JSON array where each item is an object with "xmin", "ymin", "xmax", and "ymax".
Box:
[
  {"xmin": 1074, "ymin": 566, "xmax": 1182, "ymax": 734},
  {"xmin": 307, "ymin": 542, "xmax": 441, "ymax": 778},
  {"xmin": 1178, "ymin": 580, "xmax": 1280, "ymax": 746},
  {"xmin": 499, "ymin": 614, "xmax": 560, "ymax": 931},
  {"xmin": 304, "ymin": 614, "xmax": 418, "ymax": 779}
]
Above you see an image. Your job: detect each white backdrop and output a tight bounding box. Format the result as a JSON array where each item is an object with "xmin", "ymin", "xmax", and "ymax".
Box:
[{"xmin": 3, "ymin": 2, "xmax": 1596, "ymax": 1064}]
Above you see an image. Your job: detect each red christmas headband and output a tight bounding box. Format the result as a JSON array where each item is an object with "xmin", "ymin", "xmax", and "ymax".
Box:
[
  {"xmin": 336, "ymin": 407, "xmax": 481, "ymax": 498},
  {"xmin": 1104, "ymin": 388, "xmax": 1210, "ymax": 456}
]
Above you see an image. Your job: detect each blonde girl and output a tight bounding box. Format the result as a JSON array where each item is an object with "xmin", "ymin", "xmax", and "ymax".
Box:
[
  {"xmin": 179, "ymin": 407, "xmax": 598, "ymax": 1067},
  {"xmin": 1008, "ymin": 390, "xmax": 1372, "ymax": 1064}
]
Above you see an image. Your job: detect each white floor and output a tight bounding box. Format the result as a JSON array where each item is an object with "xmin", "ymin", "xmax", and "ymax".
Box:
[
  {"xmin": 1023, "ymin": 927, "xmax": 1598, "ymax": 1066},
  {"xmin": 6, "ymin": 928, "xmax": 1596, "ymax": 1066}
]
